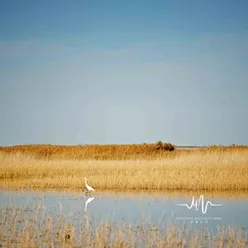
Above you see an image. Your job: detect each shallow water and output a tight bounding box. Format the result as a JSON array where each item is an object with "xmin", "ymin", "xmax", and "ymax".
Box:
[{"xmin": 0, "ymin": 190, "xmax": 247, "ymax": 232}]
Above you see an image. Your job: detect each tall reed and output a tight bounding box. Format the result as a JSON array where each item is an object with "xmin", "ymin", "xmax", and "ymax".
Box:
[{"xmin": 1, "ymin": 146, "xmax": 248, "ymax": 191}]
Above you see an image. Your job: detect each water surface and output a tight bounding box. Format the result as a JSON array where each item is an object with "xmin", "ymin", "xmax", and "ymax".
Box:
[{"xmin": 0, "ymin": 190, "xmax": 247, "ymax": 234}]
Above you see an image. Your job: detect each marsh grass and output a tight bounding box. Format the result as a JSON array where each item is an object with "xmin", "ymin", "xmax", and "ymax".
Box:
[
  {"xmin": 0, "ymin": 142, "xmax": 176, "ymax": 160},
  {"xmin": 0, "ymin": 205, "xmax": 247, "ymax": 248},
  {"xmin": 0, "ymin": 146, "xmax": 248, "ymax": 191}
]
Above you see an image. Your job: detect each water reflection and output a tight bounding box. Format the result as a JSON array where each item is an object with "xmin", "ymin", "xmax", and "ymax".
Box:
[
  {"xmin": 0, "ymin": 190, "xmax": 247, "ymax": 233},
  {"xmin": 84, "ymin": 197, "xmax": 94, "ymax": 213}
]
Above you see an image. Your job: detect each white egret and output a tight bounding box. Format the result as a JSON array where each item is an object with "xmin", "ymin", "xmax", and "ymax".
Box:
[{"xmin": 84, "ymin": 177, "xmax": 95, "ymax": 194}]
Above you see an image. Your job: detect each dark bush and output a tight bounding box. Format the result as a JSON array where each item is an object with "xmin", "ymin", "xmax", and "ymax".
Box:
[{"xmin": 156, "ymin": 141, "xmax": 175, "ymax": 151}]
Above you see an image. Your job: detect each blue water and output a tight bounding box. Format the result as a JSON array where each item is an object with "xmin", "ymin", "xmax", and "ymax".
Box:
[{"xmin": 0, "ymin": 190, "xmax": 247, "ymax": 232}]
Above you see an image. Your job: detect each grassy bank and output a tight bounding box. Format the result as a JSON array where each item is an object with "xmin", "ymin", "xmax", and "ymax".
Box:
[
  {"xmin": 0, "ymin": 145, "xmax": 248, "ymax": 191},
  {"xmin": 0, "ymin": 142, "xmax": 176, "ymax": 160},
  {"xmin": 0, "ymin": 205, "xmax": 247, "ymax": 248}
]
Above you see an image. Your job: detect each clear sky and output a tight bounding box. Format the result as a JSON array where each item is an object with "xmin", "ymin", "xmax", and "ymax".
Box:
[{"xmin": 0, "ymin": 0, "xmax": 248, "ymax": 146}]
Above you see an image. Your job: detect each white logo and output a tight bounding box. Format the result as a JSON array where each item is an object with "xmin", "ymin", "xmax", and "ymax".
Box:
[{"xmin": 176, "ymin": 195, "xmax": 222, "ymax": 214}]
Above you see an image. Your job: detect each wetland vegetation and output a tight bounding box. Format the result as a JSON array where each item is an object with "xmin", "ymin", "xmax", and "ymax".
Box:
[
  {"xmin": 1, "ymin": 143, "xmax": 248, "ymax": 247},
  {"xmin": 0, "ymin": 143, "xmax": 247, "ymax": 191}
]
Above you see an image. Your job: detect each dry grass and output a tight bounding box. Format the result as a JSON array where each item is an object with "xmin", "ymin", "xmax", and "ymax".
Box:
[
  {"xmin": 0, "ymin": 205, "xmax": 247, "ymax": 248},
  {"xmin": 0, "ymin": 142, "xmax": 176, "ymax": 160},
  {"xmin": 0, "ymin": 145, "xmax": 248, "ymax": 191}
]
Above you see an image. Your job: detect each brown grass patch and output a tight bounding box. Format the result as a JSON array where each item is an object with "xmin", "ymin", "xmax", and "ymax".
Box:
[{"xmin": 0, "ymin": 142, "xmax": 177, "ymax": 160}]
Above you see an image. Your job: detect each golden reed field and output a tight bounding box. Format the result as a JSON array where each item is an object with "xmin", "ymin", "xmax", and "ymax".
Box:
[{"xmin": 0, "ymin": 142, "xmax": 248, "ymax": 192}]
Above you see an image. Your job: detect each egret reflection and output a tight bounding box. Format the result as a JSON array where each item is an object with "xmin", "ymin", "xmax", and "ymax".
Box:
[{"xmin": 84, "ymin": 197, "xmax": 94, "ymax": 213}]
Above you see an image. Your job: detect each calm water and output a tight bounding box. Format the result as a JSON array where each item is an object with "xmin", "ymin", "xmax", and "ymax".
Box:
[{"xmin": 0, "ymin": 190, "xmax": 247, "ymax": 232}]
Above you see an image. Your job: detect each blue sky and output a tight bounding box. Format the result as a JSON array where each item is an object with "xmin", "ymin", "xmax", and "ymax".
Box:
[{"xmin": 0, "ymin": 0, "xmax": 248, "ymax": 146}]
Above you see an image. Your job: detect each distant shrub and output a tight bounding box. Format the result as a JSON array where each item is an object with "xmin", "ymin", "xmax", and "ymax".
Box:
[{"xmin": 155, "ymin": 141, "xmax": 175, "ymax": 151}]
